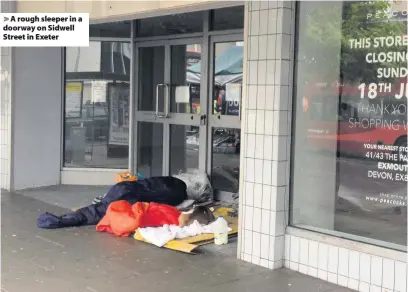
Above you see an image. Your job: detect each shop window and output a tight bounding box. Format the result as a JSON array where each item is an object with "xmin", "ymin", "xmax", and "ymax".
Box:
[
  {"xmin": 90, "ymin": 21, "xmax": 131, "ymax": 38},
  {"xmin": 211, "ymin": 6, "xmax": 244, "ymax": 31},
  {"xmin": 291, "ymin": 1, "xmax": 407, "ymax": 250},
  {"xmin": 137, "ymin": 12, "xmax": 204, "ymax": 37},
  {"xmin": 64, "ymin": 41, "xmax": 131, "ymax": 169}
]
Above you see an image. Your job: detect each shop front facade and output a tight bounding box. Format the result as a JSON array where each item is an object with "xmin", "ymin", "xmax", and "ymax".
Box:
[{"xmin": 0, "ymin": 1, "xmax": 406, "ymax": 291}]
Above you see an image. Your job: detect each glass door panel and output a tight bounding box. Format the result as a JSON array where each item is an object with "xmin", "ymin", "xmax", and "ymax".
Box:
[
  {"xmin": 137, "ymin": 121, "xmax": 164, "ymax": 177},
  {"xmin": 170, "ymin": 43, "xmax": 202, "ymax": 114},
  {"xmin": 138, "ymin": 46, "xmax": 165, "ymax": 112},
  {"xmin": 169, "ymin": 124, "xmax": 199, "ymax": 175}
]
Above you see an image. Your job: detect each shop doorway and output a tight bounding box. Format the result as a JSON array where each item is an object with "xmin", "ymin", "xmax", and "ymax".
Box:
[{"xmin": 133, "ymin": 34, "xmax": 243, "ymax": 202}]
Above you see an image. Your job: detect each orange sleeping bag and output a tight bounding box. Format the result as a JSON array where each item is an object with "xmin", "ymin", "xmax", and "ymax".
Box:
[{"xmin": 96, "ymin": 201, "xmax": 181, "ymax": 237}]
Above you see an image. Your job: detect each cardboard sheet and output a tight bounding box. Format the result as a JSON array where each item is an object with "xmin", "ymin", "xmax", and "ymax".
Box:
[{"xmin": 133, "ymin": 207, "xmax": 238, "ymax": 254}]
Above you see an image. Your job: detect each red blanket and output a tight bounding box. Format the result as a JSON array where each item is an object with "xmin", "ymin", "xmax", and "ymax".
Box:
[{"xmin": 96, "ymin": 201, "xmax": 181, "ymax": 237}]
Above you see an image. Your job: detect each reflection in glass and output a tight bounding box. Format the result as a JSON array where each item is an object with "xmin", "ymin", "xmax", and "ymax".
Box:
[
  {"xmin": 64, "ymin": 41, "xmax": 130, "ymax": 168},
  {"xmin": 211, "ymin": 6, "xmax": 244, "ymax": 31},
  {"xmin": 291, "ymin": 1, "xmax": 407, "ymax": 249},
  {"xmin": 137, "ymin": 122, "xmax": 163, "ymax": 177},
  {"xmin": 170, "ymin": 125, "xmax": 199, "ymax": 175},
  {"xmin": 211, "ymin": 128, "xmax": 240, "ymax": 193},
  {"xmin": 138, "ymin": 46, "xmax": 165, "ymax": 112},
  {"xmin": 137, "ymin": 12, "xmax": 204, "ymax": 37},
  {"xmin": 90, "ymin": 21, "xmax": 131, "ymax": 38},
  {"xmin": 212, "ymin": 42, "xmax": 243, "ymax": 115},
  {"xmin": 172, "ymin": 44, "xmax": 202, "ymax": 114}
]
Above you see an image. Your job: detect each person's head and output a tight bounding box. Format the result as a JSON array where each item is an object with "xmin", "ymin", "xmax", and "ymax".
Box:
[{"xmin": 178, "ymin": 205, "xmax": 216, "ymax": 227}]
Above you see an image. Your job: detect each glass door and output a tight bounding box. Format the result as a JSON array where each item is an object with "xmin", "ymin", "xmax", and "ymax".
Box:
[
  {"xmin": 207, "ymin": 35, "xmax": 244, "ymax": 200},
  {"xmin": 134, "ymin": 38, "xmax": 206, "ymax": 177}
]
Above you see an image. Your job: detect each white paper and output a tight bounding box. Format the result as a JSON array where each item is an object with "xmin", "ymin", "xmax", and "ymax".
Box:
[
  {"xmin": 175, "ymin": 86, "xmax": 190, "ymax": 103},
  {"xmin": 225, "ymin": 83, "xmax": 241, "ymax": 102},
  {"xmin": 65, "ymin": 82, "xmax": 83, "ymax": 118},
  {"xmin": 91, "ymin": 81, "xmax": 107, "ymax": 102}
]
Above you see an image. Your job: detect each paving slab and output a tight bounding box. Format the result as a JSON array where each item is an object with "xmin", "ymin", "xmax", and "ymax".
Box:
[{"xmin": 1, "ymin": 190, "xmax": 353, "ymax": 292}]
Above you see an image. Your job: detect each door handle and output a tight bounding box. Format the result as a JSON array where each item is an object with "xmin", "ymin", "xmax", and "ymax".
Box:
[{"xmin": 155, "ymin": 84, "xmax": 169, "ymax": 118}]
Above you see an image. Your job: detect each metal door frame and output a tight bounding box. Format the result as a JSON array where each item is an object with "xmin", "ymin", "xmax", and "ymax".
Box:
[
  {"xmin": 206, "ymin": 34, "xmax": 244, "ymax": 186},
  {"xmin": 133, "ymin": 37, "xmax": 206, "ymax": 176}
]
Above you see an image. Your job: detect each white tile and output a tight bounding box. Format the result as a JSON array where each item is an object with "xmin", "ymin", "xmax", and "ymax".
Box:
[
  {"xmin": 274, "ymin": 85, "xmax": 289, "ymax": 111},
  {"xmin": 249, "ymin": 36, "xmax": 259, "ymax": 60},
  {"xmin": 370, "ymin": 285, "xmax": 381, "ymax": 292},
  {"xmin": 348, "ymin": 278, "xmax": 359, "ymax": 291},
  {"xmin": 360, "ymin": 253, "xmax": 371, "ymax": 283},
  {"xmin": 338, "ymin": 275, "xmax": 348, "ymax": 287},
  {"xmin": 277, "ymin": 8, "xmax": 292, "ymax": 34},
  {"xmin": 258, "ymin": 60, "xmax": 267, "ymax": 85},
  {"xmin": 252, "ymin": 232, "xmax": 261, "ymax": 257},
  {"xmin": 253, "ymin": 183, "xmax": 263, "ymax": 208},
  {"xmin": 359, "ymin": 282, "xmax": 370, "ymax": 292},
  {"xmin": 265, "ymin": 85, "xmax": 274, "ymax": 111},
  {"xmin": 272, "ymin": 136, "xmax": 287, "ymax": 161},
  {"xmin": 248, "ymin": 61, "xmax": 258, "ymax": 85},
  {"xmin": 289, "ymin": 235, "xmax": 299, "ymax": 263},
  {"xmin": 382, "ymin": 259, "xmax": 394, "ymax": 290},
  {"xmin": 272, "ymin": 110, "xmax": 288, "ymax": 136},
  {"xmin": 245, "ymin": 158, "xmax": 255, "ymax": 183},
  {"xmin": 259, "ymin": 0, "xmax": 269, "ymax": 10},
  {"xmin": 263, "ymin": 135, "xmax": 273, "ymax": 161},
  {"xmin": 255, "ymin": 109, "xmax": 265, "ymax": 135},
  {"xmin": 318, "ymin": 243, "xmax": 329, "ymax": 271},
  {"xmin": 257, "ymin": 85, "xmax": 266, "ymax": 110},
  {"xmin": 318, "ymin": 270, "xmax": 328, "ymax": 281},
  {"xmin": 247, "ymin": 85, "xmax": 258, "ymax": 109},
  {"xmin": 276, "ymin": 60, "xmax": 290, "ymax": 86},
  {"xmin": 284, "ymin": 235, "xmax": 290, "ymax": 260},
  {"xmin": 269, "ymin": 0, "xmax": 277, "ymax": 9},
  {"xmin": 270, "ymin": 186, "xmax": 285, "ymax": 211},
  {"xmin": 262, "ymin": 160, "xmax": 272, "ymax": 185},
  {"xmin": 245, "ymin": 182, "xmax": 254, "ymax": 206},
  {"xmin": 246, "ymin": 109, "xmax": 257, "ymax": 133},
  {"xmin": 370, "ymin": 256, "xmax": 383, "ymax": 287},
  {"xmin": 267, "ymin": 9, "xmax": 277, "ymax": 35},
  {"xmin": 260, "ymin": 259, "xmax": 269, "ymax": 268},
  {"xmin": 258, "ymin": 35, "xmax": 268, "ymax": 60},
  {"xmin": 394, "ymin": 261, "xmax": 407, "ymax": 292},
  {"xmin": 243, "ymin": 253, "xmax": 252, "ymax": 263},
  {"xmin": 276, "ymin": 34, "xmax": 291, "ymax": 60},
  {"xmin": 269, "ymin": 235, "xmax": 284, "ymax": 262},
  {"xmin": 250, "ymin": 0, "xmax": 260, "ymax": 11},
  {"xmin": 253, "ymin": 207, "xmax": 262, "ymax": 233},
  {"xmin": 254, "ymin": 134, "xmax": 264, "ymax": 160},
  {"xmin": 308, "ymin": 267, "xmax": 318, "ymax": 278},
  {"xmin": 349, "ymin": 251, "xmax": 360, "ymax": 280},
  {"xmin": 261, "ymin": 209, "xmax": 270, "ymax": 234},
  {"xmin": 266, "ymin": 60, "xmax": 275, "ymax": 85},
  {"xmin": 262, "ymin": 185, "xmax": 271, "ymax": 210},
  {"xmin": 338, "ymin": 248, "xmax": 349, "ymax": 277},
  {"xmin": 328, "ymin": 245, "xmax": 339, "ymax": 274},
  {"xmin": 270, "ymin": 260, "xmax": 283, "ymax": 270},
  {"xmin": 251, "ymin": 255, "xmax": 260, "ymax": 265},
  {"xmin": 259, "ymin": 10, "xmax": 268, "ymax": 35},
  {"xmin": 269, "ymin": 211, "xmax": 285, "ymax": 236},
  {"xmin": 254, "ymin": 159, "xmax": 264, "ymax": 184},
  {"xmin": 266, "ymin": 34, "xmax": 276, "ymax": 60},
  {"xmin": 250, "ymin": 11, "xmax": 260, "ymax": 35},
  {"xmin": 299, "ymin": 238, "xmax": 308, "ymax": 265},
  {"xmin": 289, "ymin": 261, "xmax": 299, "ymax": 271},
  {"xmin": 328, "ymin": 272, "xmax": 337, "ymax": 284},
  {"xmin": 246, "ymin": 133, "xmax": 256, "ymax": 158},
  {"xmin": 244, "ymin": 206, "xmax": 254, "ymax": 230},
  {"xmin": 308, "ymin": 240, "xmax": 318, "ymax": 268},
  {"xmin": 260, "ymin": 234, "xmax": 269, "ymax": 259},
  {"xmin": 244, "ymin": 230, "xmax": 253, "ymax": 254},
  {"xmin": 271, "ymin": 161, "xmax": 286, "ymax": 186},
  {"xmin": 299, "ymin": 264, "xmax": 308, "ymax": 275},
  {"xmin": 264, "ymin": 110, "xmax": 274, "ymax": 136}
]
